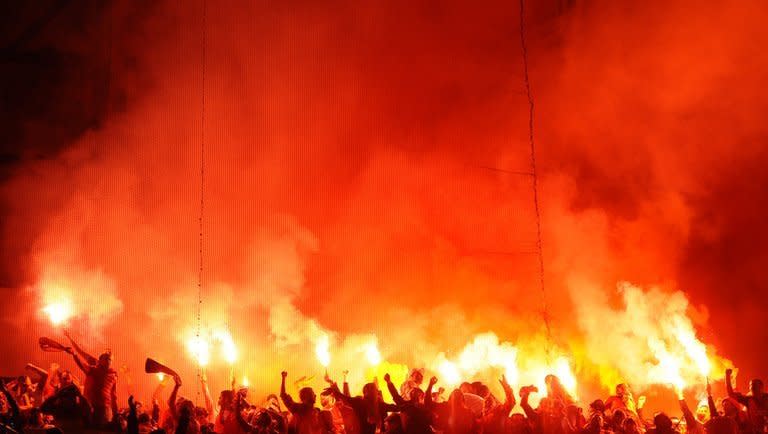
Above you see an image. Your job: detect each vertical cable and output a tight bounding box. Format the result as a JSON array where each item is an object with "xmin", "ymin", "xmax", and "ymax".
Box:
[
  {"xmin": 196, "ymin": 0, "xmax": 207, "ymax": 403},
  {"xmin": 518, "ymin": 0, "xmax": 553, "ymax": 356}
]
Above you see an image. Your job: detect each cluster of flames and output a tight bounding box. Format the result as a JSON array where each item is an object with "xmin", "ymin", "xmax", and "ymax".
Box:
[{"xmin": 38, "ymin": 279, "xmax": 729, "ymax": 400}]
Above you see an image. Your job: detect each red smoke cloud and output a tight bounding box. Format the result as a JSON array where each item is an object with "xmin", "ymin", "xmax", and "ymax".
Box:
[{"xmin": 0, "ymin": 0, "xmax": 766, "ymax": 407}]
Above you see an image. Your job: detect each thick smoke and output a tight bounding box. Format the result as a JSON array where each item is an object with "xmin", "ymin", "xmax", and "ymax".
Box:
[{"xmin": 1, "ymin": 0, "xmax": 767, "ymax": 405}]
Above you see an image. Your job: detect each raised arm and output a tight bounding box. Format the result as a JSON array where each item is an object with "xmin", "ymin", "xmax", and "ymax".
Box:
[
  {"xmin": 519, "ymin": 386, "xmax": 538, "ymax": 422},
  {"xmin": 726, "ymin": 369, "xmax": 749, "ymax": 406},
  {"xmin": 151, "ymin": 377, "xmax": 167, "ymax": 411},
  {"xmin": 280, "ymin": 371, "xmax": 301, "ymax": 413},
  {"xmin": 201, "ymin": 371, "xmax": 215, "ymax": 419},
  {"xmin": 499, "ymin": 375, "xmax": 516, "ymax": 413},
  {"xmin": 707, "ymin": 381, "xmax": 718, "ymax": 418},
  {"xmin": 128, "ymin": 395, "xmax": 139, "ymax": 434},
  {"xmin": 40, "ymin": 364, "xmax": 58, "ymax": 400},
  {"xmin": 679, "ymin": 397, "xmax": 697, "ymax": 429},
  {"xmin": 64, "ymin": 330, "xmax": 98, "ymax": 365},
  {"xmin": 384, "ymin": 373, "xmax": 406, "ymax": 406},
  {"xmin": 343, "ymin": 370, "xmax": 350, "ymax": 396},
  {"xmin": 66, "ymin": 346, "xmax": 92, "ymax": 375},
  {"xmin": 235, "ymin": 393, "xmax": 256, "ymax": 432},
  {"xmin": 168, "ymin": 374, "xmax": 182, "ymax": 419},
  {"xmin": 425, "ymin": 376, "xmax": 437, "ymax": 408}
]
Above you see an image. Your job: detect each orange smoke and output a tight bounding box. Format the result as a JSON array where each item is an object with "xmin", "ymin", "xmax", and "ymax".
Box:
[{"xmin": 0, "ymin": 0, "xmax": 765, "ymax": 403}]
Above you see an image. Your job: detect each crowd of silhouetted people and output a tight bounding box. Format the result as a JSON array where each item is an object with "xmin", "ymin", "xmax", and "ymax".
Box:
[{"xmin": 1, "ymin": 334, "xmax": 765, "ymax": 434}]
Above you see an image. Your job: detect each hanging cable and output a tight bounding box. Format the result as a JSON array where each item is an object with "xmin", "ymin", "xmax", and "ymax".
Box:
[
  {"xmin": 518, "ymin": 0, "xmax": 553, "ymax": 357},
  {"xmin": 196, "ymin": 0, "xmax": 207, "ymax": 403}
]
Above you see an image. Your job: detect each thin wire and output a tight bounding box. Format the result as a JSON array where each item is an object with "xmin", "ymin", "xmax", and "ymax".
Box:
[
  {"xmin": 196, "ymin": 0, "xmax": 207, "ymax": 403},
  {"xmin": 518, "ymin": 0, "xmax": 553, "ymax": 355}
]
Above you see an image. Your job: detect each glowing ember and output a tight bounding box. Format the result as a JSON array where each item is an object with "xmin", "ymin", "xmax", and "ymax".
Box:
[
  {"xmin": 315, "ymin": 333, "xmax": 331, "ymax": 367},
  {"xmin": 156, "ymin": 373, "xmax": 165, "ymax": 381},
  {"xmin": 42, "ymin": 301, "xmax": 73, "ymax": 326}
]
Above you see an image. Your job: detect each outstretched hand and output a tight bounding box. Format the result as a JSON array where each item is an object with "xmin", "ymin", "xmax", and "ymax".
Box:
[
  {"xmin": 281, "ymin": 371, "xmax": 288, "ymax": 379},
  {"xmin": 324, "ymin": 372, "xmax": 333, "ymax": 384},
  {"xmin": 429, "ymin": 376, "xmax": 438, "ymax": 386},
  {"xmin": 173, "ymin": 374, "xmax": 182, "ymax": 387},
  {"xmin": 383, "ymin": 373, "xmax": 391, "ymax": 383},
  {"xmin": 500, "ymin": 374, "xmax": 509, "ymax": 387},
  {"xmin": 128, "ymin": 395, "xmax": 136, "ymax": 410}
]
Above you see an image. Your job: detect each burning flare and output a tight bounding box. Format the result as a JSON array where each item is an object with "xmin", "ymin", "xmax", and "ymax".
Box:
[
  {"xmin": 42, "ymin": 300, "xmax": 73, "ymax": 326},
  {"xmin": 214, "ymin": 329, "xmax": 238, "ymax": 365},
  {"xmin": 364, "ymin": 341, "xmax": 382, "ymax": 366},
  {"xmin": 186, "ymin": 335, "xmax": 211, "ymax": 367},
  {"xmin": 315, "ymin": 333, "xmax": 331, "ymax": 368}
]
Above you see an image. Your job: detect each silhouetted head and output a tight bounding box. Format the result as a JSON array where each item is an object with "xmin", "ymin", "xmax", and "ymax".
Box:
[
  {"xmin": 612, "ymin": 409, "xmax": 626, "ymax": 427},
  {"xmin": 384, "ymin": 413, "xmax": 402, "ymax": 433},
  {"xmin": 299, "ymin": 387, "xmax": 316, "ymax": 405},
  {"xmin": 459, "ymin": 383, "xmax": 474, "ymax": 394},
  {"xmin": 98, "ymin": 352, "xmax": 112, "ymax": 369},
  {"xmin": 194, "ymin": 406, "xmax": 209, "ymax": 424},
  {"xmin": 721, "ymin": 398, "xmax": 739, "ymax": 417},
  {"xmin": 696, "ymin": 402, "xmax": 710, "ymax": 423},
  {"xmin": 138, "ymin": 413, "xmax": 151, "ymax": 424},
  {"xmin": 545, "ymin": 375, "xmax": 561, "ymax": 396},
  {"xmin": 218, "ymin": 390, "xmax": 234, "ymax": 409},
  {"xmin": 59, "ymin": 370, "xmax": 74, "ymax": 387},
  {"xmin": 411, "ymin": 369, "xmax": 424, "ymax": 385},
  {"xmin": 475, "ymin": 383, "xmax": 490, "ymax": 398},
  {"xmin": 751, "ymin": 379, "xmax": 764, "ymax": 396},
  {"xmin": 255, "ymin": 411, "xmax": 272, "ymax": 428},
  {"xmin": 179, "ymin": 399, "xmax": 195, "ymax": 418},
  {"xmin": 265, "ymin": 394, "xmax": 281, "ymax": 412},
  {"xmin": 320, "ymin": 390, "xmax": 335, "ymax": 409},
  {"xmin": 624, "ymin": 417, "xmax": 640, "ymax": 434},
  {"xmin": 362, "ymin": 382, "xmax": 378, "ymax": 400},
  {"xmin": 653, "ymin": 413, "xmax": 673, "ymax": 433},
  {"xmin": 615, "ymin": 383, "xmax": 628, "ymax": 397},
  {"xmin": 589, "ymin": 399, "xmax": 606, "ymax": 414},
  {"xmin": 409, "ymin": 387, "xmax": 424, "ymax": 403},
  {"xmin": 449, "ymin": 389, "xmax": 464, "ymax": 406}
]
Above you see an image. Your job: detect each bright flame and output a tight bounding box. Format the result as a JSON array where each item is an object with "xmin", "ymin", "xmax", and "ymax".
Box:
[
  {"xmin": 672, "ymin": 318, "xmax": 711, "ymax": 378},
  {"xmin": 315, "ymin": 333, "xmax": 331, "ymax": 367},
  {"xmin": 187, "ymin": 335, "xmax": 210, "ymax": 367},
  {"xmin": 437, "ymin": 357, "xmax": 461, "ymax": 387},
  {"xmin": 242, "ymin": 376, "xmax": 249, "ymax": 388},
  {"xmin": 553, "ymin": 357, "xmax": 578, "ymax": 397},
  {"xmin": 156, "ymin": 373, "xmax": 165, "ymax": 381},
  {"xmin": 648, "ymin": 337, "xmax": 685, "ymax": 391},
  {"xmin": 42, "ymin": 300, "xmax": 73, "ymax": 326},
  {"xmin": 214, "ymin": 329, "xmax": 238, "ymax": 365},
  {"xmin": 365, "ymin": 342, "xmax": 382, "ymax": 366}
]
